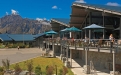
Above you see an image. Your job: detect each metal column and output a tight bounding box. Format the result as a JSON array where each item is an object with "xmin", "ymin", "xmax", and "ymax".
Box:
[
  {"xmin": 113, "ymin": 50, "xmax": 115, "ymax": 75},
  {"xmin": 102, "ymin": 12, "xmax": 105, "ymax": 39},
  {"xmin": 70, "ymin": 49, "xmax": 72, "ymax": 67},
  {"xmin": 120, "ymin": 18, "xmax": 121, "ymax": 39}
]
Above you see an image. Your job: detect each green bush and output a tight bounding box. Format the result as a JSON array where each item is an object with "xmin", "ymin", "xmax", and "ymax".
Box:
[
  {"xmin": 46, "ymin": 65, "xmax": 54, "ymax": 75},
  {"xmin": 0, "ymin": 72, "xmax": 4, "ymax": 75},
  {"xmin": 62, "ymin": 66, "xmax": 68, "ymax": 75},
  {"xmin": 26, "ymin": 60, "xmax": 33, "ymax": 75},
  {"xmin": 35, "ymin": 65, "xmax": 42, "ymax": 75},
  {"xmin": 0, "ymin": 66, "xmax": 4, "ymax": 72},
  {"xmin": 59, "ymin": 69, "xmax": 63, "ymax": 75},
  {"xmin": 6, "ymin": 43, "xmax": 13, "ymax": 48},
  {"xmin": 2, "ymin": 59, "xmax": 10, "ymax": 70},
  {"xmin": 0, "ymin": 45, "xmax": 5, "ymax": 48},
  {"xmin": 25, "ymin": 45, "xmax": 30, "ymax": 48},
  {"xmin": 12, "ymin": 44, "xmax": 18, "ymax": 48},
  {"xmin": 14, "ymin": 63, "xmax": 22, "ymax": 75}
]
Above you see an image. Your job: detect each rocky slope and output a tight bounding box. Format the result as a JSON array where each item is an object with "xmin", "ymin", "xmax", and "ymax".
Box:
[{"xmin": 0, "ymin": 15, "xmax": 51, "ymax": 34}]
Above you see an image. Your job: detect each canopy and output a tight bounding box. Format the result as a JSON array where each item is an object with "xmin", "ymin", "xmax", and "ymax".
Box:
[
  {"xmin": 60, "ymin": 27, "xmax": 81, "ymax": 32},
  {"xmin": 83, "ymin": 24, "xmax": 105, "ymax": 39},
  {"xmin": 83, "ymin": 24, "xmax": 105, "ymax": 29},
  {"xmin": 67, "ymin": 26, "xmax": 82, "ymax": 32},
  {"xmin": 45, "ymin": 30, "xmax": 57, "ymax": 35},
  {"xmin": 60, "ymin": 28, "xmax": 69, "ymax": 32}
]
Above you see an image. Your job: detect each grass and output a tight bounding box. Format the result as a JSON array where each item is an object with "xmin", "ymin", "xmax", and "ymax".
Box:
[{"xmin": 10, "ymin": 57, "xmax": 74, "ymax": 75}]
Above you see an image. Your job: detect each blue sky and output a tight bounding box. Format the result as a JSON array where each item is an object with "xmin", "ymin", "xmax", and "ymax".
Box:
[{"xmin": 0, "ymin": 0, "xmax": 121, "ymax": 20}]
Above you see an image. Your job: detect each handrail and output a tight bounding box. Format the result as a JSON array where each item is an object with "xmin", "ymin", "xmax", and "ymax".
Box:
[{"xmin": 43, "ymin": 38, "xmax": 121, "ymax": 52}]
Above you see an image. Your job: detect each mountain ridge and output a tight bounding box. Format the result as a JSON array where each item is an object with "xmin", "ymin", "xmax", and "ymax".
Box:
[{"xmin": 0, "ymin": 15, "xmax": 51, "ymax": 34}]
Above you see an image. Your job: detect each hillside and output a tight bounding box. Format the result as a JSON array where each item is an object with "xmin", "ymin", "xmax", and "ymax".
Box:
[{"xmin": 0, "ymin": 15, "xmax": 51, "ymax": 34}]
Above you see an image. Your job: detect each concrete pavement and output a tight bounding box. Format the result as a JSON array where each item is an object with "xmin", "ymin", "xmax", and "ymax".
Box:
[{"xmin": 0, "ymin": 48, "xmax": 44, "ymax": 66}]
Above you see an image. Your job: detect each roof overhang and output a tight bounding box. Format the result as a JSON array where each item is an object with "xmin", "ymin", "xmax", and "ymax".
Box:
[
  {"xmin": 73, "ymin": 3, "xmax": 121, "ymax": 16},
  {"xmin": 51, "ymin": 19, "xmax": 70, "ymax": 27}
]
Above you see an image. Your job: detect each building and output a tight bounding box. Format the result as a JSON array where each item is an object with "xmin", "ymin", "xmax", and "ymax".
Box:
[{"xmin": 50, "ymin": 2, "xmax": 121, "ymax": 75}]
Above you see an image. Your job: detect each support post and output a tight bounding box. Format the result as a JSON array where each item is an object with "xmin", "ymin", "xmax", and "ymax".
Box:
[
  {"xmin": 113, "ymin": 50, "xmax": 115, "ymax": 75},
  {"xmin": 60, "ymin": 45, "xmax": 63, "ymax": 60},
  {"xmin": 89, "ymin": 12, "xmax": 91, "ymax": 39},
  {"xmin": 84, "ymin": 47, "xmax": 90, "ymax": 74},
  {"xmin": 52, "ymin": 35, "xmax": 55, "ymax": 57},
  {"xmin": 70, "ymin": 49, "xmax": 72, "ymax": 67},
  {"xmin": 102, "ymin": 12, "xmax": 105, "ymax": 39},
  {"xmin": 89, "ymin": 30, "xmax": 91, "ymax": 42},
  {"xmin": 46, "ymin": 40, "xmax": 47, "ymax": 52},
  {"xmin": 120, "ymin": 17, "xmax": 121, "ymax": 39},
  {"xmin": 85, "ymin": 48, "xmax": 88, "ymax": 67},
  {"xmin": 65, "ymin": 42, "xmax": 70, "ymax": 67}
]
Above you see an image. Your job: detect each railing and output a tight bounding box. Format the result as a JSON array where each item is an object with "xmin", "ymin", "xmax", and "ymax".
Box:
[{"xmin": 43, "ymin": 38, "xmax": 121, "ymax": 52}]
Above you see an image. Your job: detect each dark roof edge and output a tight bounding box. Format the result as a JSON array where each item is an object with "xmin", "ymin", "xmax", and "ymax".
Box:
[
  {"xmin": 73, "ymin": 3, "xmax": 121, "ymax": 16},
  {"xmin": 51, "ymin": 19, "xmax": 70, "ymax": 27}
]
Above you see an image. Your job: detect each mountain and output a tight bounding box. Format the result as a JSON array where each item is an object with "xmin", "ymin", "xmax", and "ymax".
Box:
[{"xmin": 0, "ymin": 15, "xmax": 51, "ymax": 34}]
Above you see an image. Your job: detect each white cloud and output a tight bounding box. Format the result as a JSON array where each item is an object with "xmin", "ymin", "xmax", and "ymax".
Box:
[
  {"xmin": 36, "ymin": 18, "xmax": 43, "ymax": 21},
  {"xmin": 75, "ymin": 0, "xmax": 86, "ymax": 3},
  {"xmin": 36, "ymin": 18, "xmax": 47, "ymax": 22},
  {"xmin": 43, "ymin": 18, "xmax": 46, "ymax": 20},
  {"xmin": 11, "ymin": 9, "xmax": 18, "ymax": 15},
  {"xmin": 52, "ymin": 5, "xmax": 58, "ymax": 9},
  {"xmin": 42, "ymin": 21, "xmax": 51, "ymax": 25},
  {"xmin": 106, "ymin": 2, "xmax": 120, "ymax": 6},
  {"xmin": 6, "ymin": 12, "xmax": 8, "ymax": 15}
]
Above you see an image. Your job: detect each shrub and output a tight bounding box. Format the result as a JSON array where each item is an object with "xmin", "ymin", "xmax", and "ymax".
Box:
[
  {"xmin": 14, "ymin": 63, "xmax": 22, "ymax": 75},
  {"xmin": 46, "ymin": 65, "xmax": 54, "ymax": 75},
  {"xmin": 25, "ymin": 45, "xmax": 30, "ymax": 48},
  {"xmin": 62, "ymin": 66, "xmax": 68, "ymax": 75},
  {"xmin": 0, "ymin": 72, "xmax": 4, "ymax": 75},
  {"xmin": 26, "ymin": 60, "xmax": 33, "ymax": 75},
  {"xmin": 59, "ymin": 66, "xmax": 68, "ymax": 75},
  {"xmin": 2, "ymin": 59, "xmax": 10, "ymax": 70},
  {"xmin": 0, "ymin": 45, "xmax": 5, "ymax": 48},
  {"xmin": 0, "ymin": 66, "xmax": 4, "ymax": 75},
  {"xmin": 35, "ymin": 65, "xmax": 42, "ymax": 75},
  {"xmin": 59, "ymin": 69, "xmax": 63, "ymax": 75},
  {"xmin": 0, "ymin": 66, "xmax": 4, "ymax": 72},
  {"xmin": 12, "ymin": 44, "xmax": 18, "ymax": 48},
  {"xmin": 7, "ymin": 43, "xmax": 13, "ymax": 48}
]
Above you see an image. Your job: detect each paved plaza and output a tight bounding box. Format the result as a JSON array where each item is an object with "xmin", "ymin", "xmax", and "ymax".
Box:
[{"xmin": 0, "ymin": 48, "xmax": 43, "ymax": 66}]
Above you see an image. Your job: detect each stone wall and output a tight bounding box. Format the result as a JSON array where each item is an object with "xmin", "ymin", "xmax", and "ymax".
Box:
[
  {"xmin": 54, "ymin": 45, "xmax": 61, "ymax": 53},
  {"xmin": 71, "ymin": 49, "xmax": 121, "ymax": 70},
  {"xmin": 72, "ymin": 50, "xmax": 83, "ymax": 59}
]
